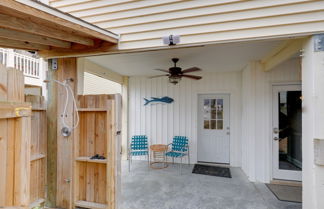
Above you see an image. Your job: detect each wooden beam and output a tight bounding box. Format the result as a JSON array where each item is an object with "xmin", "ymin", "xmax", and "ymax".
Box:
[
  {"xmin": 0, "ymin": 28, "xmax": 71, "ymax": 48},
  {"xmin": 261, "ymin": 39, "xmax": 304, "ymax": 72},
  {"xmin": 0, "ymin": 38, "xmax": 50, "ymax": 51},
  {"xmin": 39, "ymin": 41, "xmax": 117, "ymax": 58},
  {"xmin": 0, "ymin": 13, "xmax": 94, "ymax": 46},
  {"xmin": 83, "ymin": 58, "xmax": 124, "ymax": 84},
  {"xmin": 0, "ymin": 0, "xmax": 118, "ymax": 44}
]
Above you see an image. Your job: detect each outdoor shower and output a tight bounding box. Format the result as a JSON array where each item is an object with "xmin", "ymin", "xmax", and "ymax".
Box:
[{"xmin": 44, "ymin": 78, "xmax": 79, "ymax": 137}]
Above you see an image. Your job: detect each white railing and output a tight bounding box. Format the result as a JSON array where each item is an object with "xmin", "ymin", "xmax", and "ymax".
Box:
[
  {"xmin": 0, "ymin": 48, "xmax": 47, "ymax": 99},
  {"xmin": 0, "ymin": 48, "xmax": 42, "ymax": 79},
  {"xmin": 13, "ymin": 52, "xmax": 40, "ymax": 78},
  {"xmin": 0, "ymin": 48, "xmax": 8, "ymax": 66},
  {"xmin": 0, "ymin": 48, "xmax": 46, "ymax": 89}
]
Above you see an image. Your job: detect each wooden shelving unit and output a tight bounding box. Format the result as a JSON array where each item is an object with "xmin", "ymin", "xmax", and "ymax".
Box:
[
  {"xmin": 73, "ymin": 95, "xmax": 121, "ymax": 209},
  {"xmin": 75, "ymin": 156, "xmax": 107, "ymax": 164}
]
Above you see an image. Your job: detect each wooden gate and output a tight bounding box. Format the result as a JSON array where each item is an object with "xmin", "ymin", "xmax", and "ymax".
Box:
[
  {"xmin": 0, "ymin": 65, "xmax": 31, "ymax": 208},
  {"xmin": 0, "ymin": 65, "xmax": 47, "ymax": 208}
]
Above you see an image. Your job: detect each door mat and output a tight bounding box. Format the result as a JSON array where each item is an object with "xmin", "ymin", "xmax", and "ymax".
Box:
[
  {"xmin": 266, "ymin": 184, "xmax": 302, "ymax": 203},
  {"xmin": 192, "ymin": 164, "xmax": 231, "ymax": 178}
]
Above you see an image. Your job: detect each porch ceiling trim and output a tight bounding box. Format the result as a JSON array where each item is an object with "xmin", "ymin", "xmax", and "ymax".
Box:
[
  {"xmin": 0, "ymin": 0, "xmax": 119, "ymax": 57},
  {"xmin": 260, "ymin": 38, "xmax": 304, "ymax": 72}
]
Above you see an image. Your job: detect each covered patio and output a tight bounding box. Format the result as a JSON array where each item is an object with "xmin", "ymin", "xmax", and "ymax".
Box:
[{"xmin": 120, "ymin": 161, "xmax": 301, "ymax": 209}]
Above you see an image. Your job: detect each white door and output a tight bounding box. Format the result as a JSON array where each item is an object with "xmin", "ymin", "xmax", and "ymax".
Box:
[
  {"xmin": 198, "ymin": 94, "xmax": 230, "ymax": 164},
  {"xmin": 272, "ymin": 85, "xmax": 302, "ymax": 181}
]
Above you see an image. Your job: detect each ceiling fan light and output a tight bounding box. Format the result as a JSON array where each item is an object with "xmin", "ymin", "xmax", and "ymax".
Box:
[{"xmin": 169, "ymin": 76, "xmax": 181, "ymax": 85}]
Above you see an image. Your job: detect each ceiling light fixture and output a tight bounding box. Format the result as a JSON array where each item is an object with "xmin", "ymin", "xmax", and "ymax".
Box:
[{"xmin": 169, "ymin": 75, "xmax": 182, "ymax": 85}]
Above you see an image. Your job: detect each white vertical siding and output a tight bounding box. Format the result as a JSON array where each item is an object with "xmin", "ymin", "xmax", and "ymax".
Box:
[
  {"xmin": 128, "ymin": 71, "xmax": 242, "ymax": 165},
  {"xmin": 241, "ymin": 57, "xmax": 301, "ymax": 182}
]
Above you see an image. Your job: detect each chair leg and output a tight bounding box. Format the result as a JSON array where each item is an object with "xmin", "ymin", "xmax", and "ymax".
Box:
[
  {"xmin": 180, "ymin": 157, "xmax": 182, "ymax": 175},
  {"xmin": 188, "ymin": 147, "xmax": 190, "ymax": 165},
  {"xmin": 188, "ymin": 153, "xmax": 190, "ymax": 165},
  {"xmin": 128, "ymin": 154, "xmax": 131, "ymax": 172},
  {"xmin": 147, "ymin": 153, "xmax": 150, "ymax": 170}
]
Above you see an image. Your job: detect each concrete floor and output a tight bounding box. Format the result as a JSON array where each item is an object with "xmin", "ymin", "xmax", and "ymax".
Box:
[{"xmin": 120, "ymin": 161, "xmax": 302, "ymax": 209}]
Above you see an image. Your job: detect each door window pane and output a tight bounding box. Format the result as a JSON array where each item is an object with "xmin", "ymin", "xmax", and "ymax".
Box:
[
  {"xmin": 278, "ymin": 91, "xmax": 302, "ymax": 171},
  {"xmin": 210, "ymin": 120, "xmax": 216, "ymax": 129},
  {"xmin": 211, "ymin": 99, "xmax": 216, "ymax": 109},
  {"xmin": 217, "ymin": 99, "xmax": 223, "ymax": 119},
  {"xmin": 204, "ymin": 99, "xmax": 210, "ymax": 119},
  {"xmin": 217, "ymin": 120, "xmax": 223, "ymax": 130},
  {"xmin": 204, "ymin": 120, "xmax": 210, "ymax": 129},
  {"xmin": 211, "ymin": 109, "xmax": 216, "ymax": 119},
  {"xmin": 217, "ymin": 99, "xmax": 223, "ymax": 111}
]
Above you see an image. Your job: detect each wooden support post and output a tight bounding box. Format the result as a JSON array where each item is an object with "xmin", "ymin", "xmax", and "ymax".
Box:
[
  {"xmin": 46, "ymin": 60, "xmax": 57, "ymax": 208},
  {"xmin": 121, "ymin": 77, "xmax": 128, "ymax": 160},
  {"xmin": 56, "ymin": 58, "xmax": 77, "ymax": 209},
  {"xmin": 47, "ymin": 58, "xmax": 77, "ymax": 209}
]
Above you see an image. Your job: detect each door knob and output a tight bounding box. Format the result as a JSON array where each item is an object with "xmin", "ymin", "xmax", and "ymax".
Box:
[
  {"xmin": 273, "ymin": 137, "xmax": 279, "ymax": 141},
  {"xmin": 273, "ymin": 128, "xmax": 279, "ymax": 134}
]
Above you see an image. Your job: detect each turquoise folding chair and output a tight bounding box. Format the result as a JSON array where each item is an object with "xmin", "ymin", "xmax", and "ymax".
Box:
[
  {"xmin": 128, "ymin": 135, "xmax": 149, "ymax": 171},
  {"xmin": 166, "ymin": 136, "xmax": 190, "ymax": 174}
]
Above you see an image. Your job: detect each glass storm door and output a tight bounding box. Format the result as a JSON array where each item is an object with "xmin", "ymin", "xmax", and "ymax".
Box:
[
  {"xmin": 272, "ymin": 85, "xmax": 302, "ymax": 181},
  {"xmin": 198, "ymin": 94, "xmax": 230, "ymax": 164}
]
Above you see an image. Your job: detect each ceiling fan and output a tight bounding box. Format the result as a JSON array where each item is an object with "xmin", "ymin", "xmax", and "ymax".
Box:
[{"xmin": 149, "ymin": 58, "xmax": 202, "ymax": 84}]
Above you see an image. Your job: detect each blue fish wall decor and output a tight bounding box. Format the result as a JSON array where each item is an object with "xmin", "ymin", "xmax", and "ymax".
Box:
[{"xmin": 144, "ymin": 96, "xmax": 174, "ymax": 105}]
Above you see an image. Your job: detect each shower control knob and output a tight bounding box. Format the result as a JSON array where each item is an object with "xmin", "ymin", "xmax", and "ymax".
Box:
[{"xmin": 64, "ymin": 178, "xmax": 71, "ymax": 183}]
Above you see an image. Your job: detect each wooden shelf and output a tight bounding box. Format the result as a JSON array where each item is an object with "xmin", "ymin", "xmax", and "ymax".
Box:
[
  {"xmin": 75, "ymin": 200, "xmax": 107, "ymax": 209},
  {"xmin": 32, "ymin": 107, "xmax": 46, "ymax": 111},
  {"xmin": 75, "ymin": 156, "xmax": 107, "ymax": 164},
  {"xmin": 77, "ymin": 108, "xmax": 108, "ymax": 112},
  {"xmin": 31, "ymin": 153, "xmax": 46, "ymax": 161}
]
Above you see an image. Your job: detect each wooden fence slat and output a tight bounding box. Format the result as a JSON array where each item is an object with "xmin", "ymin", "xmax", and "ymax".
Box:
[
  {"xmin": 0, "ymin": 64, "xmax": 8, "ymax": 101},
  {"xmin": 0, "ymin": 118, "xmax": 8, "ymax": 205},
  {"xmin": 14, "ymin": 117, "xmax": 31, "ymax": 206}
]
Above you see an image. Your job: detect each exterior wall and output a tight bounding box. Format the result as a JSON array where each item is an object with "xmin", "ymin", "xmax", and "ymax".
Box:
[
  {"xmin": 301, "ymin": 36, "xmax": 324, "ymax": 209},
  {"xmin": 128, "ymin": 71, "xmax": 242, "ymax": 166},
  {"xmin": 241, "ymin": 57, "xmax": 301, "ymax": 182},
  {"xmin": 50, "ymin": 0, "xmax": 324, "ymax": 50}
]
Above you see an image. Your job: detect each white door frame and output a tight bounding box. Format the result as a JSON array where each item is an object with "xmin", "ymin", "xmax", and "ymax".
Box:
[
  {"xmin": 197, "ymin": 93, "xmax": 230, "ymax": 164},
  {"xmin": 272, "ymin": 83, "xmax": 302, "ymax": 181}
]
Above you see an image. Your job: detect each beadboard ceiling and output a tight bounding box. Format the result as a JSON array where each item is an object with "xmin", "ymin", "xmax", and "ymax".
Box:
[{"xmin": 87, "ymin": 39, "xmax": 285, "ymax": 76}]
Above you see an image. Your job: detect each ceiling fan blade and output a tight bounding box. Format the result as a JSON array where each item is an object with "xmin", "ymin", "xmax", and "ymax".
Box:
[
  {"xmin": 182, "ymin": 74, "xmax": 202, "ymax": 80},
  {"xmin": 181, "ymin": 67, "xmax": 202, "ymax": 73},
  {"xmin": 153, "ymin": 68, "xmax": 169, "ymax": 73},
  {"xmin": 149, "ymin": 74, "xmax": 169, "ymax": 78}
]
